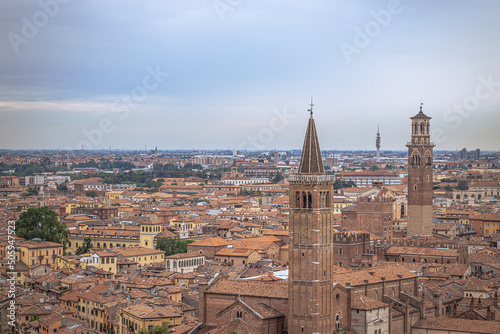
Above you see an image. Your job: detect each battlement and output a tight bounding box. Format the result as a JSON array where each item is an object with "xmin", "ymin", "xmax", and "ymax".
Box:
[
  {"xmin": 333, "ymin": 231, "xmax": 370, "ymax": 243},
  {"xmin": 358, "ymin": 196, "xmax": 394, "ymax": 203}
]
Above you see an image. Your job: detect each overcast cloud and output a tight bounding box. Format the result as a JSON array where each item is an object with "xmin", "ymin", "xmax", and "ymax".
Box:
[{"xmin": 1, "ymin": 0, "xmax": 499, "ymax": 150}]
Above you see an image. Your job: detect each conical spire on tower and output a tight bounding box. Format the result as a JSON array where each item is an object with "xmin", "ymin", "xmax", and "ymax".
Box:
[{"xmin": 298, "ymin": 100, "xmax": 324, "ymax": 175}]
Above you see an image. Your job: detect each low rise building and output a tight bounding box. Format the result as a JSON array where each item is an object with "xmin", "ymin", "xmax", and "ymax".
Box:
[
  {"xmin": 16, "ymin": 240, "xmax": 64, "ymax": 267},
  {"xmin": 165, "ymin": 252, "xmax": 205, "ymax": 273},
  {"xmin": 118, "ymin": 304, "xmax": 183, "ymax": 333}
]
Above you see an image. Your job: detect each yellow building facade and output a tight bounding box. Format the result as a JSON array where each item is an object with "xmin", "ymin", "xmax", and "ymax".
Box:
[
  {"xmin": 111, "ymin": 246, "xmax": 165, "ymax": 269},
  {"xmin": 118, "ymin": 304, "xmax": 183, "ymax": 334},
  {"xmin": 140, "ymin": 222, "xmax": 162, "ymax": 248},
  {"xmin": 16, "ymin": 240, "xmax": 63, "ymax": 267}
]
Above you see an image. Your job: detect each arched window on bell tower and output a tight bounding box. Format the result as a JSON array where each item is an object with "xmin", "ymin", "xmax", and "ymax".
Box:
[
  {"xmin": 308, "ymin": 192, "xmax": 312, "ymax": 209},
  {"xmin": 425, "ymin": 151, "xmax": 432, "ymax": 167},
  {"xmin": 295, "ymin": 191, "xmax": 300, "ymax": 208},
  {"xmin": 412, "ymin": 153, "xmax": 421, "ymax": 167}
]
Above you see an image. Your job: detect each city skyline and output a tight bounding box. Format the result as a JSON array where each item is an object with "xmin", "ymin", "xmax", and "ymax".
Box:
[{"xmin": 1, "ymin": 1, "xmax": 499, "ymax": 150}]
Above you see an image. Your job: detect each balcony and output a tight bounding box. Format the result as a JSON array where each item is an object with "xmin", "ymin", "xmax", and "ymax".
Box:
[
  {"xmin": 287, "ymin": 175, "xmax": 335, "ymax": 183},
  {"xmin": 406, "ymin": 142, "xmax": 435, "ymax": 146}
]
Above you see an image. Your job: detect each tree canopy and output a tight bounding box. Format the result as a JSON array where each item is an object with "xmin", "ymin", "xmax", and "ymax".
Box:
[
  {"xmin": 16, "ymin": 206, "xmax": 68, "ymax": 245},
  {"xmin": 57, "ymin": 183, "xmax": 68, "ymax": 191},
  {"xmin": 23, "ymin": 187, "xmax": 39, "ymax": 197},
  {"xmin": 156, "ymin": 237, "xmax": 193, "ymax": 256},
  {"xmin": 457, "ymin": 180, "xmax": 469, "ymax": 190},
  {"xmin": 75, "ymin": 237, "xmax": 93, "ymax": 255},
  {"xmin": 272, "ymin": 172, "xmax": 284, "ymax": 183},
  {"xmin": 138, "ymin": 322, "xmax": 170, "ymax": 334},
  {"xmin": 333, "ymin": 179, "xmax": 357, "ymax": 190},
  {"xmin": 85, "ymin": 190, "xmax": 98, "ymax": 198}
]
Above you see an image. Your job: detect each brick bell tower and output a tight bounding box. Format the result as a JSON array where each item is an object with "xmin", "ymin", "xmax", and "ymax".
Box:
[
  {"xmin": 406, "ymin": 104, "xmax": 435, "ymax": 236},
  {"xmin": 288, "ymin": 101, "xmax": 335, "ymax": 334}
]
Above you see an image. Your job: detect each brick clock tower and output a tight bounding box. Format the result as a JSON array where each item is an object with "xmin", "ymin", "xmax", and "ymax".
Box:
[
  {"xmin": 406, "ymin": 104, "xmax": 435, "ymax": 236},
  {"xmin": 288, "ymin": 103, "xmax": 335, "ymax": 334}
]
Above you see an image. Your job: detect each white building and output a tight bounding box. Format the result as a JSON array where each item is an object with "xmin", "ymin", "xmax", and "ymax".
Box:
[
  {"xmin": 351, "ymin": 293, "xmax": 390, "ymax": 334},
  {"xmin": 25, "ymin": 175, "xmax": 47, "ymax": 186},
  {"xmin": 221, "ymin": 177, "xmax": 270, "ymax": 185},
  {"xmin": 165, "ymin": 252, "xmax": 205, "ymax": 274}
]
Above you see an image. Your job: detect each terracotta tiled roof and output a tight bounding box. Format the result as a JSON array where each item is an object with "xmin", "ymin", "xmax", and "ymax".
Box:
[
  {"xmin": 169, "ymin": 324, "xmax": 194, "ymax": 334},
  {"xmin": 188, "ymin": 236, "xmax": 231, "ymax": 247},
  {"xmin": 16, "ymin": 240, "xmax": 63, "ymax": 249},
  {"xmin": 252, "ymin": 302, "xmax": 284, "ymax": 319},
  {"xmin": 207, "ymin": 278, "xmax": 288, "ymax": 299},
  {"xmin": 211, "ymin": 319, "xmax": 260, "ymax": 334},
  {"xmin": 263, "ymin": 230, "xmax": 289, "ymax": 236},
  {"xmin": 215, "ymin": 248, "xmax": 256, "ymax": 257},
  {"xmin": 120, "ymin": 304, "xmax": 182, "ymax": 319},
  {"xmin": 332, "ymin": 264, "xmax": 417, "ymax": 286},
  {"xmin": 469, "ymin": 252, "xmax": 500, "ymax": 265},
  {"xmin": 112, "ymin": 246, "xmax": 165, "ymax": 257},
  {"xmin": 165, "ymin": 252, "xmax": 204, "ymax": 259},
  {"xmin": 386, "ymin": 246, "xmax": 458, "ymax": 257},
  {"xmin": 434, "ymin": 222, "xmax": 456, "ymax": 231},
  {"xmin": 227, "ymin": 236, "xmax": 281, "ymax": 251},
  {"xmin": 412, "ymin": 316, "xmax": 500, "ymax": 333},
  {"xmin": 351, "ymin": 293, "xmax": 389, "ymax": 310}
]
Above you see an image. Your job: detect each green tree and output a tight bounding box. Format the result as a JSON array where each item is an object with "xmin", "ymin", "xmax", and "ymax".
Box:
[
  {"xmin": 444, "ymin": 185, "xmax": 453, "ymax": 192},
  {"xmin": 85, "ymin": 190, "xmax": 98, "ymax": 198},
  {"xmin": 23, "ymin": 187, "xmax": 39, "ymax": 197},
  {"xmin": 138, "ymin": 321, "xmax": 170, "ymax": 334},
  {"xmin": 156, "ymin": 238, "xmax": 193, "ymax": 256},
  {"xmin": 457, "ymin": 180, "xmax": 469, "ymax": 190},
  {"xmin": 75, "ymin": 237, "xmax": 93, "ymax": 255},
  {"xmin": 333, "ymin": 179, "xmax": 357, "ymax": 190},
  {"xmin": 57, "ymin": 183, "xmax": 68, "ymax": 191},
  {"xmin": 16, "ymin": 207, "xmax": 68, "ymax": 245},
  {"xmin": 369, "ymin": 165, "xmax": 379, "ymax": 171},
  {"xmin": 272, "ymin": 172, "xmax": 284, "ymax": 183}
]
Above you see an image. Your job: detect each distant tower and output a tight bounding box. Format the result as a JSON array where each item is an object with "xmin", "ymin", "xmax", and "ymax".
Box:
[
  {"xmin": 273, "ymin": 149, "xmax": 279, "ymax": 167},
  {"xmin": 406, "ymin": 103, "xmax": 435, "ymax": 236},
  {"xmin": 230, "ymin": 159, "xmax": 237, "ymax": 178},
  {"xmin": 288, "ymin": 102, "xmax": 335, "ymax": 333},
  {"xmin": 376, "ymin": 126, "xmax": 381, "ymax": 162},
  {"xmin": 155, "ymin": 146, "xmax": 158, "ymax": 157},
  {"xmin": 474, "ymin": 148, "xmax": 480, "ymax": 160}
]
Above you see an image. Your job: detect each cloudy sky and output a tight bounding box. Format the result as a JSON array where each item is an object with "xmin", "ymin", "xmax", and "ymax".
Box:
[{"xmin": 1, "ymin": 0, "xmax": 499, "ymax": 151}]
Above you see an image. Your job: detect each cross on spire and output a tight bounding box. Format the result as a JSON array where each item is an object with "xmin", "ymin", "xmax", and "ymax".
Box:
[{"xmin": 308, "ymin": 96, "xmax": 314, "ymax": 118}]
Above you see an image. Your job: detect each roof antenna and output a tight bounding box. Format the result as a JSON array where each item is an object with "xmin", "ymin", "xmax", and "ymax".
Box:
[
  {"xmin": 420, "ymin": 96, "xmax": 423, "ymax": 112},
  {"xmin": 308, "ymin": 95, "xmax": 314, "ymax": 118}
]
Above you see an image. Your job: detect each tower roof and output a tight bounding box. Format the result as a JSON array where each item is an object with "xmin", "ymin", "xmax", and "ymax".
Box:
[
  {"xmin": 411, "ymin": 103, "xmax": 431, "ymax": 119},
  {"xmin": 298, "ymin": 113, "xmax": 325, "ymax": 175}
]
